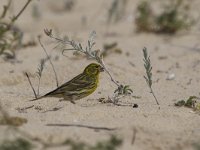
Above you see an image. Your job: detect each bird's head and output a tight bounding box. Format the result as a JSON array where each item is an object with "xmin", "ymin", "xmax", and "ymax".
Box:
[{"xmin": 83, "ymin": 63, "xmax": 104, "ymax": 76}]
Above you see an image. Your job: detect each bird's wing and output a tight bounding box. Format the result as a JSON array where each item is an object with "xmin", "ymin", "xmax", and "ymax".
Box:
[{"xmin": 44, "ymin": 73, "xmax": 94, "ymax": 97}]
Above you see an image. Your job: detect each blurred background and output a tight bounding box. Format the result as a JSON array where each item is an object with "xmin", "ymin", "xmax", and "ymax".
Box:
[
  {"xmin": 1, "ymin": 0, "xmax": 200, "ymax": 60},
  {"xmin": 0, "ymin": 0, "xmax": 200, "ymax": 150}
]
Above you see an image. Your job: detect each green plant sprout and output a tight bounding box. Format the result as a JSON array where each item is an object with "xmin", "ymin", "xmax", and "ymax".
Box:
[
  {"xmin": 143, "ymin": 47, "xmax": 159, "ymax": 105},
  {"xmin": 175, "ymin": 96, "xmax": 200, "ymax": 112},
  {"xmin": 112, "ymin": 85, "xmax": 133, "ymax": 104},
  {"xmin": 44, "ymin": 29, "xmax": 133, "ymax": 104}
]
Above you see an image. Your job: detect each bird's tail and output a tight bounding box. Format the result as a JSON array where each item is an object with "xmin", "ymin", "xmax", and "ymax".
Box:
[{"xmin": 29, "ymin": 89, "xmax": 56, "ymax": 101}]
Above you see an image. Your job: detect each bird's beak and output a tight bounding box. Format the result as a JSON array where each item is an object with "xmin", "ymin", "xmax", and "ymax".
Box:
[{"xmin": 99, "ymin": 66, "xmax": 104, "ymax": 72}]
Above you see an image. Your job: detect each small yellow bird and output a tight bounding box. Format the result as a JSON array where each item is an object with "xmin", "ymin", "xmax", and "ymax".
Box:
[{"xmin": 30, "ymin": 63, "xmax": 104, "ymax": 104}]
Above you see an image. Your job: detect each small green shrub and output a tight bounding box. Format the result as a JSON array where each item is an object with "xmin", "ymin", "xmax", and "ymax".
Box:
[
  {"xmin": 135, "ymin": 0, "xmax": 193, "ymax": 34},
  {"xmin": 175, "ymin": 96, "xmax": 200, "ymax": 112},
  {"xmin": 0, "ymin": 138, "xmax": 33, "ymax": 150},
  {"xmin": 0, "ymin": 135, "xmax": 122, "ymax": 150},
  {"xmin": 63, "ymin": 135, "xmax": 123, "ymax": 150},
  {"xmin": 0, "ymin": 0, "xmax": 33, "ymax": 59}
]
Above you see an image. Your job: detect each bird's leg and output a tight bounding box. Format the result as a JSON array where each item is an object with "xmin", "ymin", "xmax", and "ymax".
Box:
[
  {"xmin": 69, "ymin": 96, "xmax": 76, "ymax": 104},
  {"xmin": 70, "ymin": 100, "xmax": 76, "ymax": 104},
  {"xmin": 60, "ymin": 98, "xmax": 76, "ymax": 104},
  {"xmin": 59, "ymin": 99, "xmax": 65, "ymax": 102}
]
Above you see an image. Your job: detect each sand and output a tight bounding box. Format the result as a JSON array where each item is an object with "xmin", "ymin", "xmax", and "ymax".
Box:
[{"xmin": 0, "ymin": 0, "xmax": 200, "ymax": 149}]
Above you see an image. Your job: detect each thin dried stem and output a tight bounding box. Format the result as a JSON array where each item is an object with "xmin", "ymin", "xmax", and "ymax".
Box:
[
  {"xmin": 0, "ymin": 0, "xmax": 12, "ymax": 19},
  {"xmin": 98, "ymin": 56, "xmax": 119, "ymax": 87},
  {"xmin": 0, "ymin": 101, "xmax": 9, "ymax": 122},
  {"xmin": 44, "ymin": 29, "xmax": 119, "ymax": 87},
  {"xmin": 11, "ymin": 0, "xmax": 32, "ymax": 23},
  {"xmin": 37, "ymin": 77, "xmax": 41, "ymax": 96},
  {"xmin": 36, "ymin": 58, "xmax": 48, "ymax": 96},
  {"xmin": 150, "ymin": 88, "xmax": 159, "ymax": 105},
  {"xmin": 38, "ymin": 36, "xmax": 59, "ymax": 87},
  {"xmin": 25, "ymin": 72, "xmax": 37, "ymax": 99},
  {"xmin": 131, "ymin": 128, "xmax": 137, "ymax": 145}
]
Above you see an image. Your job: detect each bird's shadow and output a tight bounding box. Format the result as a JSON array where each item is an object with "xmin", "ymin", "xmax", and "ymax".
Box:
[
  {"xmin": 82, "ymin": 98, "xmax": 136, "ymax": 107},
  {"xmin": 42, "ymin": 106, "xmax": 63, "ymax": 113}
]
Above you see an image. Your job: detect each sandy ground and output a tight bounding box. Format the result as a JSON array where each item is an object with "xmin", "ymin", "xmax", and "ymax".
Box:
[{"xmin": 0, "ymin": 0, "xmax": 200, "ymax": 150}]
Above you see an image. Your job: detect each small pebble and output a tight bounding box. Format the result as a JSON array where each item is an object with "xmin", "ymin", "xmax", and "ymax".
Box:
[{"xmin": 166, "ymin": 73, "xmax": 175, "ymax": 80}]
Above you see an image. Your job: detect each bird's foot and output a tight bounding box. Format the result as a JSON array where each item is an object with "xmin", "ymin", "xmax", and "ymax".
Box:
[
  {"xmin": 70, "ymin": 100, "xmax": 76, "ymax": 104},
  {"xmin": 59, "ymin": 99, "xmax": 76, "ymax": 104},
  {"xmin": 59, "ymin": 99, "xmax": 64, "ymax": 102}
]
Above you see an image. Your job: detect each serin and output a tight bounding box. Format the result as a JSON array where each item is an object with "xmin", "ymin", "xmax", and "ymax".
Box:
[{"xmin": 30, "ymin": 63, "xmax": 104, "ymax": 104}]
